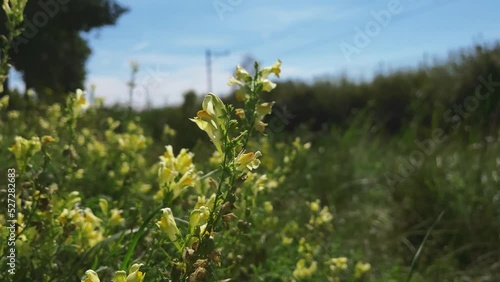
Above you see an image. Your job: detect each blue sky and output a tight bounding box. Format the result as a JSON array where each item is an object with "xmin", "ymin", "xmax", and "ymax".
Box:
[{"xmin": 10, "ymin": 0, "xmax": 500, "ymax": 106}]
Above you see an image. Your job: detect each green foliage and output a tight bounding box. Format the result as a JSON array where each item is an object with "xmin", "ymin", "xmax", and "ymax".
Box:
[{"xmin": 265, "ymin": 42, "xmax": 500, "ymax": 136}]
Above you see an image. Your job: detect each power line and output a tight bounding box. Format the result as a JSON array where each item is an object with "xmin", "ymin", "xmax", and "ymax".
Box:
[{"xmin": 206, "ymin": 49, "xmax": 230, "ymax": 93}]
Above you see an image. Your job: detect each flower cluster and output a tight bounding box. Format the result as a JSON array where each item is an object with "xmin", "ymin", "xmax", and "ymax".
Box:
[
  {"xmin": 56, "ymin": 193, "xmax": 105, "ymax": 249},
  {"xmin": 307, "ymin": 199, "xmax": 334, "ymax": 228},
  {"xmin": 155, "ymin": 145, "xmax": 199, "ymax": 201},
  {"xmin": 229, "ymin": 60, "xmax": 281, "ymax": 134},
  {"xmin": 293, "ymin": 259, "xmax": 318, "ymax": 280},
  {"xmin": 9, "ymin": 136, "xmax": 42, "ymax": 171},
  {"xmin": 228, "ymin": 59, "xmax": 281, "ymax": 93},
  {"xmin": 354, "ymin": 261, "xmax": 372, "ymax": 278}
]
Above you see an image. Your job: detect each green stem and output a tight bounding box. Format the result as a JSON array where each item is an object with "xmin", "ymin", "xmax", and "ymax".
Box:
[
  {"xmin": 120, "ymin": 206, "xmax": 163, "ymax": 270},
  {"xmin": 406, "ymin": 211, "xmax": 445, "ymax": 282},
  {"xmin": 241, "ymin": 71, "xmax": 261, "ymax": 149},
  {"xmin": 205, "ymin": 115, "xmax": 231, "ymax": 235}
]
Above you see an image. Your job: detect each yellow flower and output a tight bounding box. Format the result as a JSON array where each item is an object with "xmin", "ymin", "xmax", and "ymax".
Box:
[
  {"xmin": 282, "ymin": 236, "xmax": 293, "ymax": 245},
  {"xmin": 254, "ymin": 120, "xmax": 268, "ymax": 133},
  {"xmin": 82, "ymin": 270, "xmax": 100, "ymax": 282},
  {"xmin": 67, "ymin": 191, "xmax": 82, "ymax": 207},
  {"xmin": 139, "ymin": 184, "xmax": 152, "ymax": 193},
  {"xmin": 74, "ymin": 89, "xmax": 89, "ymax": 113},
  {"xmin": 308, "ymin": 200, "xmax": 320, "ymax": 212},
  {"xmin": 9, "ymin": 136, "xmax": 42, "ymax": 170},
  {"xmin": 259, "ymin": 59, "xmax": 281, "ymax": 78},
  {"xmin": 175, "ymin": 148, "xmax": 194, "ymax": 173},
  {"xmin": 235, "ymin": 65, "xmax": 251, "ymax": 81},
  {"xmin": 57, "ymin": 209, "xmax": 70, "ymax": 224},
  {"xmin": 26, "ymin": 89, "xmax": 35, "ymax": 98},
  {"xmin": 109, "ymin": 208, "xmax": 125, "ymax": 226},
  {"xmin": 256, "ymin": 102, "xmax": 274, "ymax": 119},
  {"xmin": 156, "ymin": 208, "xmax": 182, "ymax": 250},
  {"xmin": 120, "ymin": 162, "xmax": 130, "ymax": 174},
  {"xmin": 163, "ymin": 124, "xmax": 176, "ymax": 137},
  {"xmin": 354, "ymin": 261, "xmax": 371, "ymax": 278},
  {"xmin": 190, "ymin": 93, "xmax": 227, "ymax": 153},
  {"xmin": 330, "ymin": 257, "xmax": 348, "ymax": 271},
  {"xmin": 177, "ymin": 170, "xmax": 196, "ymax": 187},
  {"xmin": 41, "ymin": 135, "xmax": 55, "ymax": 144},
  {"xmin": 235, "ymin": 89, "xmax": 246, "ymax": 101},
  {"xmin": 199, "ymin": 223, "xmax": 209, "ymax": 237},
  {"xmin": 260, "ymin": 79, "xmax": 276, "ymax": 92},
  {"xmin": 293, "ymin": 259, "xmax": 317, "ymax": 279},
  {"xmin": 75, "ymin": 168, "xmax": 85, "ymax": 179},
  {"xmin": 0, "ymin": 94, "xmax": 9, "ymax": 110},
  {"xmin": 7, "ymin": 110, "xmax": 19, "ymax": 119},
  {"xmin": 158, "ymin": 163, "xmax": 177, "ymax": 188},
  {"xmin": 157, "ymin": 146, "xmax": 198, "ymax": 200},
  {"xmin": 84, "ymin": 208, "xmax": 102, "ymax": 226},
  {"xmin": 189, "ymin": 206, "xmax": 210, "ymax": 233},
  {"xmin": 194, "ymin": 194, "xmax": 216, "ymax": 210},
  {"xmin": 235, "ymin": 151, "xmax": 262, "ymax": 171},
  {"xmin": 112, "ymin": 270, "xmax": 126, "ymax": 282},
  {"xmin": 117, "ymin": 134, "xmax": 147, "ymax": 151},
  {"xmin": 235, "ymin": 108, "xmax": 245, "ymax": 119},
  {"xmin": 99, "ymin": 199, "xmax": 109, "ymax": 216},
  {"xmin": 163, "ymin": 145, "xmax": 175, "ymax": 160},
  {"xmin": 126, "ymin": 263, "xmax": 145, "ymax": 282},
  {"xmin": 227, "ymin": 76, "xmax": 244, "ymax": 87},
  {"xmin": 319, "ymin": 206, "xmax": 333, "ymax": 223}
]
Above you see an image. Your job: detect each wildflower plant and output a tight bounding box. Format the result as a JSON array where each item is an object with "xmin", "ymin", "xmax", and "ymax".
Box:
[{"xmin": 149, "ymin": 60, "xmax": 282, "ymax": 280}]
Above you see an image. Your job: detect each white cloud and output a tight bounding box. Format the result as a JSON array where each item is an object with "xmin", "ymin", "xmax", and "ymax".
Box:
[
  {"xmin": 272, "ymin": 7, "xmax": 340, "ymax": 25},
  {"xmin": 87, "ymin": 60, "xmax": 236, "ymax": 109},
  {"xmin": 132, "ymin": 41, "xmax": 150, "ymax": 51}
]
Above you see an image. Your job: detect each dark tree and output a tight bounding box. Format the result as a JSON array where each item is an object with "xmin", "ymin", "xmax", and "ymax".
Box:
[{"xmin": 0, "ymin": 0, "xmax": 128, "ymax": 101}]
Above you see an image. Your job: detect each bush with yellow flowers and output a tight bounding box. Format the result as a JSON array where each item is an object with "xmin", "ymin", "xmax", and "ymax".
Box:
[
  {"xmin": 0, "ymin": 4, "xmax": 372, "ymax": 280},
  {"xmin": 0, "ymin": 55, "xmax": 372, "ymax": 281}
]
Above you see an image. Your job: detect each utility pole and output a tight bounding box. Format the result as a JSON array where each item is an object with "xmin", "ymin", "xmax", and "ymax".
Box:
[{"xmin": 205, "ymin": 49, "xmax": 230, "ymax": 93}]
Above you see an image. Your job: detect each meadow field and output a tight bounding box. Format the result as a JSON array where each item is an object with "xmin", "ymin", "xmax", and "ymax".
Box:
[
  {"xmin": 1, "ymin": 1, "xmax": 500, "ymax": 281},
  {"xmin": 1, "ymin": 43, "xmax": 500, "ymax": 281}
]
